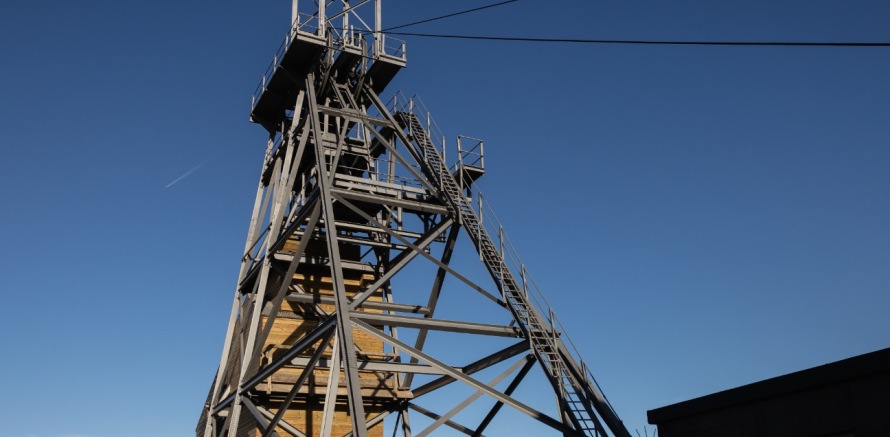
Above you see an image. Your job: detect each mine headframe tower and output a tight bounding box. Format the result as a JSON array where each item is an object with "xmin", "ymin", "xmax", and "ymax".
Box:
[{"xmin": 197, "ymin": 2, "xmax": 632, "ymax": 436}]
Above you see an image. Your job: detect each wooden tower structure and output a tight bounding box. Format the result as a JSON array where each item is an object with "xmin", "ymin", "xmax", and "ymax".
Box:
[{"xmin": 197, "ymin": 2, "xmax": 632, "ymax": 436}]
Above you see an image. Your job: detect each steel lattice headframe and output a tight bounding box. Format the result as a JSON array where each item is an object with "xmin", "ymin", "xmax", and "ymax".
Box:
[{"xmin": 197, "ymin": 2, "xmax": 631, "ymax": 436}]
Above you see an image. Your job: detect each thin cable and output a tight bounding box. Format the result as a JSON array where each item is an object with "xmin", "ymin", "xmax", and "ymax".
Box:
[
  {"xmin": 383, "ymin": 31, "xmax": 890, "ymax": 47},
  {"xmin": 382, "ymin": 0, "xmax": 519, "ymax": 32}
]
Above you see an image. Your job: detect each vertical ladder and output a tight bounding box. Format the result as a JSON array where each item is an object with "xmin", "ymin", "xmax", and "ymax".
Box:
[{"xmin": 394, "ymin": 111, "xmax": 629, "ymax": 437}]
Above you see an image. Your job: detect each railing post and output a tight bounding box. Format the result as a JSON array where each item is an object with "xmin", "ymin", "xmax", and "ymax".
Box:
[
  {"xmin": 480, "ymin": 140, "xmax": 485, "ymax": 170},
  {"xmin": 582, "ymin": 360, "xmax": 589, "ymax": 388},
  {"xmin": 374, "ymin": 0, "xmax": 381, "ymax": 57},
  {"xmin": 342, "ymin": 10, "xmax": 350, "ymax": 46},
  {"xmin": 457, "ymin": 136, "xmax": 462, "ymax": 164},
  {"xmin": 498, "ymin": 225, "xmax": 505, "ymax": 288},
  {"xmin": 549, "ymin": 308, "xmax": 557, "ymax": 345},
  {"xmin": 478, "ymin": 191, "xmax": 483, "ymax": 261},
  {"xmin": 521, "ymin": 264, "xmax": 528, "ymax": 300},
  {"xmin": 318, "ymin": 0, "xmax": 326, "ymax": 38}
]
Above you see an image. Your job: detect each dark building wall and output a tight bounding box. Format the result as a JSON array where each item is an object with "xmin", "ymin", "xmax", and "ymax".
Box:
[{"xmin": 648, "ymin": 348, "xmax": 890, "ymax": 437}]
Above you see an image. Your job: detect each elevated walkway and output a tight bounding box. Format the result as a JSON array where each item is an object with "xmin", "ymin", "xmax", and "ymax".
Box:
[
  {"xmin": 249, "ymin": 25, "xmax": 325, "ymax": 131},
  {"xmin": 250, "ymin": 16, "xmax": 406, "ymax": 133}
]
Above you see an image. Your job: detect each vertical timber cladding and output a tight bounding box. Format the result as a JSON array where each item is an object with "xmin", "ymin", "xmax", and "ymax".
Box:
[{"xmin": 256, "ymin": 242, "xmax": 400, "ymax": 437}]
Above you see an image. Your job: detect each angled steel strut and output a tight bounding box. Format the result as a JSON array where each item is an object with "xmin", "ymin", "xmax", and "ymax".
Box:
[{"xmin": 197, "ymin": 1, "xmax": 631, "ymax": 436}]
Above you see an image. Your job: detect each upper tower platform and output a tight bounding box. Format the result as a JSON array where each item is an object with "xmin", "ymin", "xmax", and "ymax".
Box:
[{"xmin": 249, "ymin": 1, "xmax": 406, "ymax": 132}]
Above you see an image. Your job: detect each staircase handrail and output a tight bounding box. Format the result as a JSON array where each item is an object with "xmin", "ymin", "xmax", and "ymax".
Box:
[
  {"xmin": 392, "ymin": 100, "xmax": 628, "ymax": 435},
  {"xmin": 470, "ymin": 186, "xmax": 621, "ymax": 415},
  {"xmin": 386, "ymin": 97, "xmax": 608, "ymax": 382},
  {"xmin": 384, "ymin": 93, "xmax": 618, "ymax": 412}
]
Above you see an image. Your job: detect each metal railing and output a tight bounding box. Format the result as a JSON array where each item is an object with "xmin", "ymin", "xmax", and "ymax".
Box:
[
  {"xmin": 472, "ymin": 187, "xmax": 621, "ymax": 420},
  {"xmin": 387, "ymin": 92, "xmax": 448, "ymax": 162},
  {"xmin": 251, "ymin": 12, "xmax": 406, "ymax": 114},
  {"xmin": 387, "ymin": 92, "xmax": 622, "ymax": 420},
  {"xmin": 251, "ymin": 13, "xmax": 321, "ymax": 111},
  {"xmin": 376, "ymin": 34, "xmax": 406, "ymax": 60},
  {"xmin": 456, "ymin": 135, "xmax": 484, "ymax": 170}
]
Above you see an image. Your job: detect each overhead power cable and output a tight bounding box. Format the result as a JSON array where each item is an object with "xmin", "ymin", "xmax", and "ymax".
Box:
[
  {"xmin": 382, "ymin": 0, "xmax": 519, "ymax": 32},
  {"xmin": 383, "ymin": 31, "xmax": 890, "ymax": 47}
]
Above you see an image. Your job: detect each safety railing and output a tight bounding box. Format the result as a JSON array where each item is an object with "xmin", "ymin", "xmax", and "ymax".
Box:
[
  {"xmin": 386, "ymin": 93, "xmax": 488, "ymax": 185},
  {"xmin": 294, "ymin": 12, "xmax": 321, "ymax": 35},
  {"xmin": 251, "ymin": 12, "xmax": 406, "ymax": 115},
  {"xmin": 336, "ymin": 159, "xmax": 426, "ymax": 192},
  {"xmin": 387, "ymin": 92, "xmax": 449, "ymax": 166},
  {"xmin": 251, "ymin": 13, "xmax": 324, "ymax": 112},
  {"xmin": 387, "ymin": 92, "xmax": 614, "ymax": 422},
  {"xmin": 387, "ymin": 92, "xmax": 611, "ymax": 408},
  {"xmin": 326, "ymin": 23, "xmax": 367, "ymax": 52},
  {"xmin": 376, "ymin": 34, "xmax": 407, "ymax": 61},
  {"xmin": 338, "ymin": 26, "xmax": 365, "ymax": 51},
  {"xmin": 472, "ymin": 186, "xmax": 621, "ymax": 418},
  {"xmin": 385, "ymin": 91, "xmax": 621, "ymax": 418},
  {"xmin": 456, "ymin": 135, "xmax": 484, "ymax": 170}
]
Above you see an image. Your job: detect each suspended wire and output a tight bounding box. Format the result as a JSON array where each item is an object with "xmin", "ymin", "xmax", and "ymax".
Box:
[
  {"xmin": 382, "ymin": 0, "xmax": 519, "ymax": 32},
  {"xmin": 382, "ymin": 31, "xmax": 890, "ymax": 47}
]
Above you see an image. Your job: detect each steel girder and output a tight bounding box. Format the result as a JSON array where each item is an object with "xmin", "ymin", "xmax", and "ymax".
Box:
[{"xmin": 198, "ymin": 3, "xmax": 630, "ymax": 436}]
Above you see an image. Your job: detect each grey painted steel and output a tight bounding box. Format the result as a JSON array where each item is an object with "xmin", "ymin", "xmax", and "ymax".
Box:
[
  {"xmin": 203, "ymin": 134, "xmax": 279, "ymax": 437},
  {"xmin": 407, "ymin": 403, "xmax": 483, "ymax": 436},
  {"xmin": 332, "ymin": 193, "xmax": 504, "ymax": 305},
  {"xmin": 239, "ymin": 318, "xmax": 337, "ymax": 401},
  {"xmin": 255, "ymin": 403, "xmax": 309, "ymax": 437},
  {"xmin": 411, "ymin": 341, "xmax": 530, "ymax": 398},
  {"xmin": 404, "ymin": 223, "xmax": 460, "ymax": 387},
  {"xmin": 261, "ymin": 328, "xmax": 335, "ymax": 437},
  {"xmin": 339, "ymin": 342, "xmax": 533, "ymax": 437},
  {"xmin": 346, "ymin": 217, "xmax": 455, "ymax": 311},
  {"xmin": 289, "ymin": 356, "xmax": 447, "ymax": 375},
  {"xmin": 305, "ymin": 73, "xmax": 369, "ymax": 437},
  {"xmin": 350, "ymin": 311, "xmax": 521, "ymax": 337},
  {"xmin": 200, "ymin": 1, "xmax": 631, "ymax": 435},
  {"xmin": 228, "ymin": 112, "xmax": 304, "ymax": 436},
  {"xmin": 351, "ymin": 312, "xmax": 522, "ymax": 338},
  {"xmin": 473, "ymin": 355, "xmax": 537, "ymax": 436},
  {"xmin": 386, "ymin": 103, "xmax": 631, "ymax": 437},
  {"xmin": 250, "ymin": 204, "xmax": 322, "ymax": 373},
  {"xmin": 414, "ymin": 357, "xmax": 529, "ymax": 437},
  {"xmin": 318, "ymin": 336, "xmax": 342, "ymax": 437},
  {"xmin": 241, "ymin": 396, "xmax": 278, "ymax": 436},
  {"xmin": 352, "ymin": 319, "xmax": 572, "ymax": 433},
  {"xmin": 286, "ymin": 293, "xmax": 431, "ymax": 315}
]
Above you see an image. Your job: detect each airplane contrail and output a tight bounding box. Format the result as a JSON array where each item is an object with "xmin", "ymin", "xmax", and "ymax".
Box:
[{"xmin": 165, "ymin": 158, "xmax": 211, "ymax": 188}]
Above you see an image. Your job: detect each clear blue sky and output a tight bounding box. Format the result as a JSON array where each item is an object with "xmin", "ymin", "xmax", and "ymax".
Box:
[{"xmin": 1, "ymin": 1, "xmax": 888, "ymax": 435}]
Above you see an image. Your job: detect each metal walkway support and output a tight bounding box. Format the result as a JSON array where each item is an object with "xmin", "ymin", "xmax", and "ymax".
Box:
[
  {"xmin": 389, "ymin": 109, "xmax": 629, "ymax": 437},
  {"xmin": 197, "ymin": 2, "xmax": 631, "ymax": 436}
]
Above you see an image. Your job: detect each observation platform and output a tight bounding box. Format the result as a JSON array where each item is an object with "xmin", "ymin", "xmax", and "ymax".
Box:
[{"xmin": 249, "ymin": 23, "xmax": 407, "ymax": 133}]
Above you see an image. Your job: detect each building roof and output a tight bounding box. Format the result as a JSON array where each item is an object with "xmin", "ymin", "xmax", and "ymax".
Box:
[{"xmin": 648, "ymin": 347, "xmax": 890, "ymax": 424}]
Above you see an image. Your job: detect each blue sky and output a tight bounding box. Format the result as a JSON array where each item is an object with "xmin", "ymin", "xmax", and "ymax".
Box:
[{"xmin": 1, "ymin": 1, "xmax": 888, "ymax": 435}]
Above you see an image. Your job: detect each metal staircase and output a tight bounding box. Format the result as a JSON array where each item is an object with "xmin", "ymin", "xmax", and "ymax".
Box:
[
  {"xmin": 201, "ymin": 2, "xmax": 634, "ymax": 435},
  {"xmin": 393, "ymin": 110, "xmax": 630, "ymax": 437}
]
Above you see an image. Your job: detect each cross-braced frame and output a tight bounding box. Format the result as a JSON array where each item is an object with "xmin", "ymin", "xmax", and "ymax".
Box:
[{"xmin": 197, "ymin": 2, "xmax": 630, "ymax": 437}]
